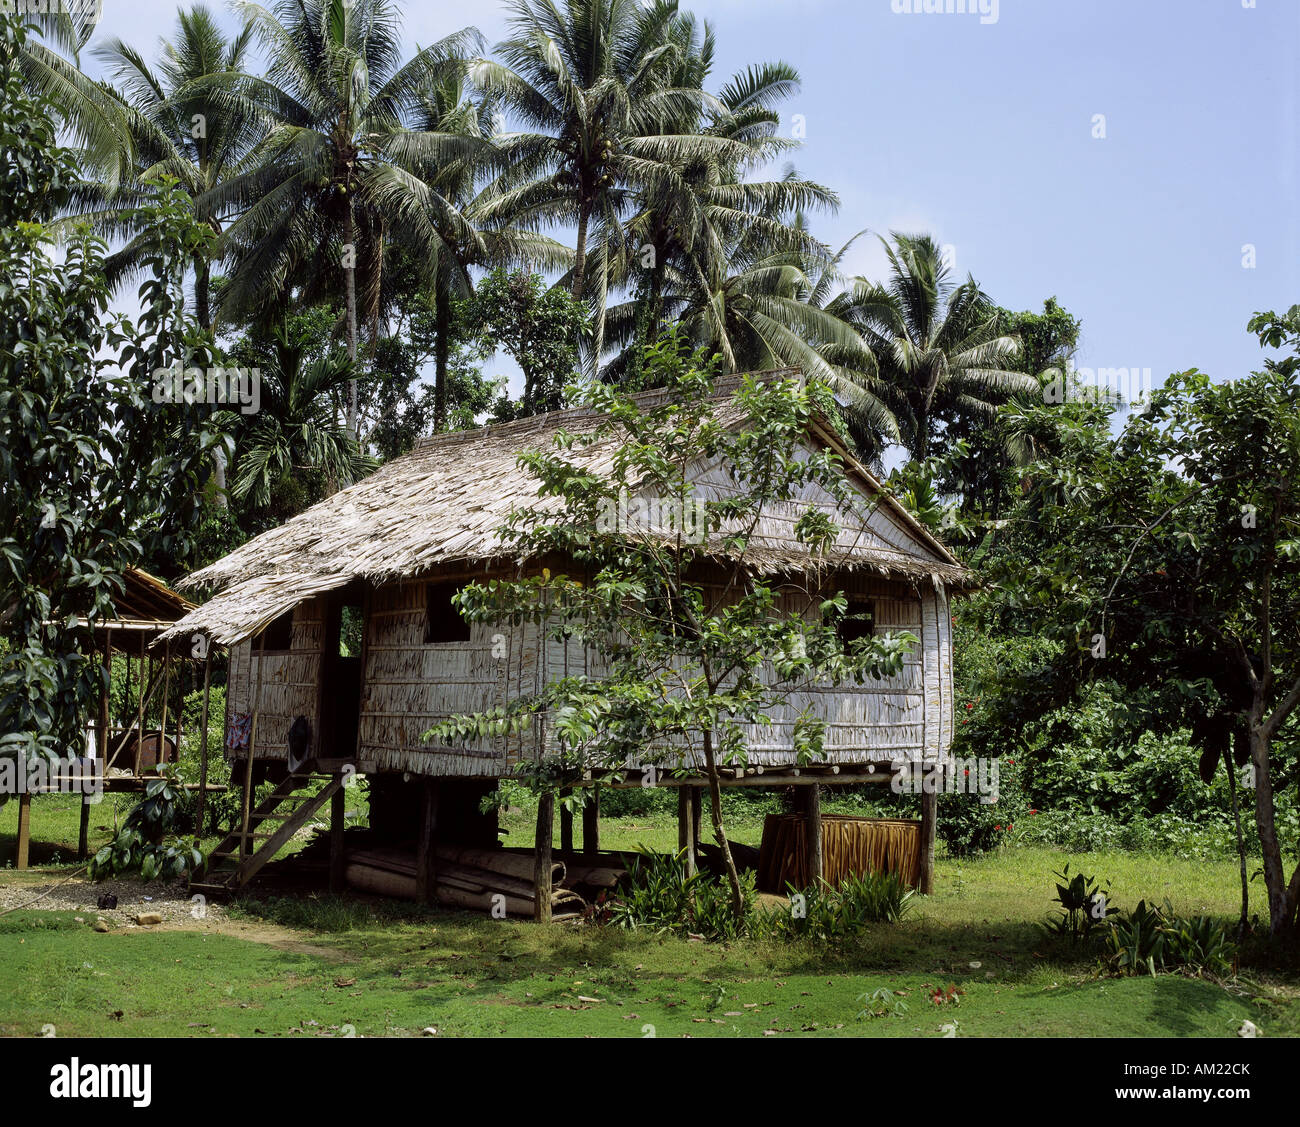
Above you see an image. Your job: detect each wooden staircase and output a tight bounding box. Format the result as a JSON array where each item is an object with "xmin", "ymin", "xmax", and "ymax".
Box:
[{"xmin": 191, "ymin": 772, "xmax": 343, "ymax": 898}]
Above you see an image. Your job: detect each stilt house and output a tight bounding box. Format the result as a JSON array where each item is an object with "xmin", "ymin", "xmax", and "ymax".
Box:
[{"xmin": 159, "ymin": 374, "xmax": 969, "ymax": 913}]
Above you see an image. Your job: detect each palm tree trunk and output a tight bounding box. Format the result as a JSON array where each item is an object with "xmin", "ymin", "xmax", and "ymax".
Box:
[
  {"xmin": 344, "ymin": 207, "xmax": 359, "ymax": 438},
  {"xmin": 193, "ymin": 256, "xmax": 228, "ymax": 509},
  {"xmin": 434, "ymin": 277, "xmax": 449, "ymax": 430},
  {"xmin": 648, "ymin": 254, "xmax": 664, "ymax": 346},
  {"xmin": 194, "ymin": 256, "xmax": 211, "ymax": 331},
  {"xmin": 571, "ymin": 202, "xmax": 590, "ymax": 301}
]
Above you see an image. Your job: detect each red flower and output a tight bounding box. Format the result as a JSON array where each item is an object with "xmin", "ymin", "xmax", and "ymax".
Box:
[
  {"xmin": 1029, "ymin": 808, "xmax": 1038, "ymax": 815},
  {"xmin": 1007, "ymin": 758, "xmax": 1015, "ymax": 765},
  {"xmin": 963, "ymin": 768, "xmax": 970, "ymax": 776},
  {"xmin": 965, "ymin": 702, "xmax": 973, "ymax": 710},
  {"xmin": 994, "ymin": 825, "xmax": 1002, "ymax": 831}
]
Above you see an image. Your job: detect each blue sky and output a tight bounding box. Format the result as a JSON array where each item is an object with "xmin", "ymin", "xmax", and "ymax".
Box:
[{"xmin": 74, "ymin": 0, "xmax": 1299, "ymax": 401}]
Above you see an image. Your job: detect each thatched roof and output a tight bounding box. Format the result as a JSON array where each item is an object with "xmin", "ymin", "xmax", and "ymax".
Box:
[
  {"xmin": 159, "ymin": 374, "xmax": 968, "ymax": 647},
  {"xmin": 66, "ymin": 567, "xmax": 195, "ymax": 636}
]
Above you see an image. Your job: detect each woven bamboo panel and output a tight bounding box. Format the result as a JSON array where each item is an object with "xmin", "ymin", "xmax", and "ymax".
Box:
[{"xmin": 757, "ymin": 813, "xmax": 921, "ymax": 892}]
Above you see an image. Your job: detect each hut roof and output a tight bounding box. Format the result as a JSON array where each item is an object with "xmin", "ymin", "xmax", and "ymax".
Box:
[
  {"xmin": 65, "ymin": 567, "xmax": 195, "ymax": 636},
  {"xmin": 159, "ymin": 373, "xmax": 968, "ymax": 647}
]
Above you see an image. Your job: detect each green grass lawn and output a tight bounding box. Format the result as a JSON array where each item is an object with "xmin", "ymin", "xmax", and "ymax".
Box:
[{"xmin": 2, "ymin": 799, "xmax": 1296, "ymax": 1038}]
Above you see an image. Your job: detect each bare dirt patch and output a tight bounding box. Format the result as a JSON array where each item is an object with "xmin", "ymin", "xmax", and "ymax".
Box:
[{"xmin": 0, "ymin": 871, "xmax": 352, "ymax": 959}]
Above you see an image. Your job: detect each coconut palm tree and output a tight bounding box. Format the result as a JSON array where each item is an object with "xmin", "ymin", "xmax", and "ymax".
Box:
[
  {"xmin": 469, "ymin": 0, "xmax": 748, "ymax": 360},
  {"xmin": 588, "ymin": 7, "xmax": 905, "ymax": 459},
  {"xmin": 408, "ymin": 73, "xmax": 572, "ymax": 427},
  {"xmin": 829, "ymin": 233, "xmax": 1036, "ymax": 460},
  {"xmin": 12, "ymin": 6, "xmax": 135, "ymax": 186},
  {"xmin": 198, "ymin": 0, "xmax": 490, "ymax": 435},
  {"xmin": 601, "ymin": 219, "xmax": 900, "ymax": 460},
  {"xmin": 65, "ymin": 6, "xmax": 262, "ymax": 330}
]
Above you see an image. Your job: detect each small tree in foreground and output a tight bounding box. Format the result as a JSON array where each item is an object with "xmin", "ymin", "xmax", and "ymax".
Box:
[{"xmin": 429, "ymin": 334, "xmax": 915, "ymax": 917}]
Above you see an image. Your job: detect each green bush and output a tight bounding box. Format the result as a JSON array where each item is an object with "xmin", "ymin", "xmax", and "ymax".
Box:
[
  {"xmin": 1105, "ymin": 899, "xmax": 1235, "ymax": 978},
  {"xmin": 1040, "ymin": 862, "xmax": 1114, "ymax": 944},
  {"xmin": 937, "ymin": 754, "xmax": 1027, "ymax": 856},
  {"xmin": 758, "ymin": 870, "xmax": 915, "ymax": 943},
  {"xmin": 1106, "ymin": 899, "xmax": 1167, "ymax": 976},
  {"xmin": 88, "ymin": 765, "xmax": 205, "ymax": 882},
  {"xmin": 598, "ymin": 786, "xmax": 675, "ymax": 818},
  {"xmin": 604, "ymin": 850, "xmax": 755, "ymax": 940}
]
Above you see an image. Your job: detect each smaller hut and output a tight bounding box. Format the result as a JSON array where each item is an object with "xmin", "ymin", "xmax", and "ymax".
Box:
[{"xmin": 9, "ymin": 567, "xmax": 202, "ymax": 869}]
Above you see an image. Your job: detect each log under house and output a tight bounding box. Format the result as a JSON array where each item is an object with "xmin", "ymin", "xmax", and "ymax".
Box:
[{"xmin": 158, "ymin": 374, "xmax": 969, "ymax": 918}]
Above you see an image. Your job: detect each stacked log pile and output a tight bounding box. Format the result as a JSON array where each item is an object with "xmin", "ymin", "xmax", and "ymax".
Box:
[{"xmin": 345, "ymin": 844, "xmax": 626, "ymax": 919}]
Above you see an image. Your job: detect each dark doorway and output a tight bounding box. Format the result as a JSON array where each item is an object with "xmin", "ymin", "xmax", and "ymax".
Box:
[{"xmin": 320, "ymin": 595, "xmax": 364, "ymax": 763}]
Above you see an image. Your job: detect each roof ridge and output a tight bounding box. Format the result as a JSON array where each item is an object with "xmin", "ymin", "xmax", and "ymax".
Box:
[{"xmin": 413, "ymin": 369, "xmax": 803, "ymax": 452}]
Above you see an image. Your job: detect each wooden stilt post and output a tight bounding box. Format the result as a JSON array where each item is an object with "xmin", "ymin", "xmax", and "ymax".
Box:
[
  {"xmin": 195, "ymin": 651, "xmax": 212, "ymax": 841},
  {"xmin": 134, "ymin": 635, "xmax": 147, "ymax": 776},
  {"xmin": 582, "ymin": 785, "xmax": 599, "ymax": 856},
  {"xmin": 77, "ymin": 796, "xmax": 90, "ymax": 861},
  {"xmin": 176, "ymin": 658, "xmax": 186, "ymax": 756},
  {"xmin": 240, "ymin": 636, "xmax": 266, "ymax": 863},
  {"xmin": 691, "ymin": 785, "xmax": 702, "ymax": 848},
  {"xmin": 84, "ymin": 633, "xmax": 108, "ymax": 862},
  {"xmin": 805, "ymin": 782, "xmax": 824, "ymax": 888},
  {"xmin": 415, "ymin": 780, "xmax": 439, "ymax": 905},
  {"xmin": 918, "ymin": 786, "xmax": 937, "ymax": 894},
  {"xmin": 16, "ymin": 791, "xmax": 32, "ymax": 870},
  {"xmin": 559, "ymin": 787, "xmax": 573, "ymax": 854},
  {"xmin": 329, "ymin": 780, "xmax": 346, "ymax": 893},
  {"xmin": 677, "ymin": 785, "xmax": 697, "ymax": 876},
  {"xmin": 97, "ymin": 633, "xmax": 111, "ymax": 766},
  {"xmin": 533, "ymin": 792, "xmax": 554, "ymax": 923},
  {"xmin": 157, "ymin": 643, "xmax": 171, "ymax": 770}
]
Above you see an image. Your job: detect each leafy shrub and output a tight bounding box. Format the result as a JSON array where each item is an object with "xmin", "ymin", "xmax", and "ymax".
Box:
[
  {"xmin": 1040, "ymin": 862, "xmax": 1114, "ymax": 943},
  {"xmin": 605, "ymin": 850, "xmax": 755, "ymax": 940},
  {"xmin": 758, "ymin": 870, "xmax": 915, "ymax": 943},
  {"xmin": 88, "ymin": 765, "xmax": 205, "ymax": 881},
  {"xmin": 597, "ymin": 786, "xmax": 674, "ymax": 818},
  {"xmin": 937, "ymin": 753, "xmax": 1027, "ymax": 856},
  {"xmin": 1105, "ymin": 899, "xmax": 1235, "ymax": 978},
  {"xmin": 1160, "ymin": 912, "xmax": 1235, "ymax": 977},
  {"xmin": 1106, "ymin": 899, "xmax": 1166, "ymax": 976}
]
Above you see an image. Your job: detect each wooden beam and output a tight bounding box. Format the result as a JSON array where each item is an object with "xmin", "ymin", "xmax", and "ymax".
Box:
[
  {"xmin": 533, "ymin": 792, "xmax": 554, "ymax": 924},
  {"xmin": 559, "ymin": 787, "xmax": 573, "ymax": 854},
  {"xmin": 240, "ymin": 635, "xmax": 266, "ymax": 863},
  {"xmin": 805, "ymin": 782, "xmax": 824, "ymax": 888},
  {"xmin": 677, "ymin": 786, "xmax": 696, "ymax": 877},
  {"xmin": 582, "ymin": 786, "xmax": 599, "ymax": 856},
  {"xmin": 157, "ymin": 643, "xmax": 171, "ymax": 769},
  {"xmin": 77, "ymin": 797, "xmax": 90, "ymax": 861},
  {"xmin": 15, "ymin": 792, "xmax": 32, "ymax": 870},
  {"xmin": 918, "ymin": 787, "xmax": 937, "ymax": 894},
  {"xmin": 601, "ymin": 766, "xmax": 896, "ymax": 789},
  {"xmin": 415, "ymin": 781, "xmax": 439, "ymax": 904},
  {"xmin": 195, "ymin": 652, "xmax": 212, "ymax": 841},
  {"xmin": 330, "ymin": 781, "xmax": 347, "ymax": 893},
  {"xmin": 134, "ymin": 635, "xmax": 147, "ymax": 775},
  {"xmin": 97, "ymin": 635, "xmax": 110, "ymax": 765}
]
